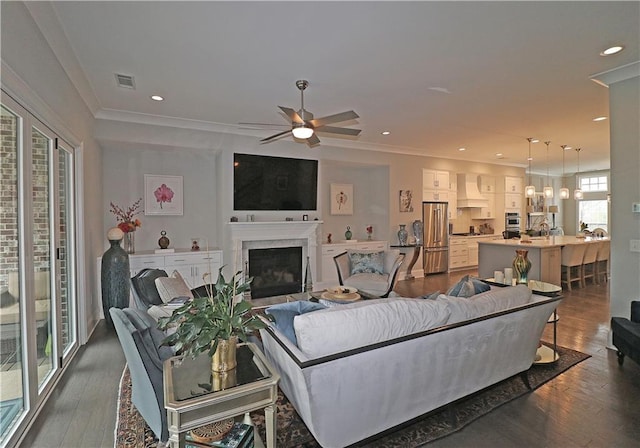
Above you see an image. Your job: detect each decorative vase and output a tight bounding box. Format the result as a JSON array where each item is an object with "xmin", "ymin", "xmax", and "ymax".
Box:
[
  {"xmin": 123, "ymin": 230, "xmax": 135, "ymax": 254},
  {"xmin": 158, "ymin": 230, "xmax": 170, "ymax": 249},
  {"xmin": 412, "ymin": 220, "xmax": 423, "ymax": 245},
  {"xmin": 211, "ymin": 336, "xmax": 238, "ymax": 372},
  {"xmin": 101, "ymin": 228, "xmax": 130, "ymax": 329},
  {"xmin": 345, "ymin": 226, "xmax": 353, "ymax": 240},
  {"xmin": 512, "ymin": 249, "xmax": 532, "ymax": 285},
  {"xmin": 398, "ymin": 224, "xmax": 409, "ymax": 246}
]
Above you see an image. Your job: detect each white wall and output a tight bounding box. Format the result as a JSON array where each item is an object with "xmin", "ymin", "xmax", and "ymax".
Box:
[
  {"xmin": 1, "ymin": 1, "xmax": 103, "ymax": 339},
  {"xmin": 609, "ymin": 74, "xmax": 640, "ymax": 319}
]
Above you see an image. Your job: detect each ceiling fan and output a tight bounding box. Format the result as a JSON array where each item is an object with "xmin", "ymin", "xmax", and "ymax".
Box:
[{"xmin": 249, "ymin": 80, "xmax": 361, "ymax": 147}]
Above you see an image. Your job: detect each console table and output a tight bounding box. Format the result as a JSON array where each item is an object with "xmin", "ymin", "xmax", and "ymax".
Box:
[{"xmin": 390, "ymin": 244, "xmax": 422, "ymax": 279}]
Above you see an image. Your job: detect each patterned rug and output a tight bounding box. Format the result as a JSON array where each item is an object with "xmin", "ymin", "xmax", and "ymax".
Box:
[{"xmin": 115, "ymin": 343, "xmax": 589, "ymax": 447}]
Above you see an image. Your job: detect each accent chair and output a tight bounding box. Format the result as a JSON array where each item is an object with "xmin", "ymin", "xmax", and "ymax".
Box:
[{"xmin": 333, "ymin": 250, "xmax": 405, "ymax": 298}]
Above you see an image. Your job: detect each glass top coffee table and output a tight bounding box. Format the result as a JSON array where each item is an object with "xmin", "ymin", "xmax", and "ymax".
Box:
[{"xmin": 163, "ymin": 342, "xmax": 280, "ymax": 447}]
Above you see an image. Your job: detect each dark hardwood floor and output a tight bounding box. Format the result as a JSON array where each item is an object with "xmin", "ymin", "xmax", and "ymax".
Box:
[{"xmin": 21, "ymin": 271, "xmax": 640, "ymax": 447}]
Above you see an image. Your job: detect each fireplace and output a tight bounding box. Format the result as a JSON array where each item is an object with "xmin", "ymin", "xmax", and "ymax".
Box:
[
  {"xmin": 228, "ymin": 220, "xmax": 323, "ymax": 299},
  {"xmin": 248, "ymin": 247, "xmax": 302, "ymax": 299}
]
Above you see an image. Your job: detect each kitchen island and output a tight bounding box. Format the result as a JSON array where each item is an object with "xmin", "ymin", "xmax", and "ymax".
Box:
[{"xmin": 478, "ymin": 236, "xmax": 604, "ymax": 286}]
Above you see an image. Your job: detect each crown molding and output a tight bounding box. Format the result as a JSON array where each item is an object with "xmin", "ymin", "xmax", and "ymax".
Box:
[{"xmin": 590, "ymin": 61, "xmax": 640, "ymax": 88}]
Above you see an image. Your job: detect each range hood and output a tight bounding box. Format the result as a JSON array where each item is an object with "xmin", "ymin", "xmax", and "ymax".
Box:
[{"xmin": 456, "ymin": 173, "xmax": 489, "ymax": 208}]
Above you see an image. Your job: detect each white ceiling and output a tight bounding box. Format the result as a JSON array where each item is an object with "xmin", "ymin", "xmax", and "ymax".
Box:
[{"xmin": 42, "ymin": 1, "xmax": 639, "ymax": 175}]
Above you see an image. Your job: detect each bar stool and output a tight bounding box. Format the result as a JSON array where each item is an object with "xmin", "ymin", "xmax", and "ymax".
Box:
[
  {"xmin": 561, "ymin": 243, "xmax": 586, "ymax": 291},
  {"xmin": 581, "ymin": 241, "xmax": 600, "ymax": 287},
  {"xmin": 595, "ymin": 240, "xmax": 610, "ymax": 284}
]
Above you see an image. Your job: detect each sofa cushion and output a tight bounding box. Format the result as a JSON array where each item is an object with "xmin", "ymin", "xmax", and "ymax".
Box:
[
  {"xmin": 446, "ymin": 275, "xmax": 490, "ymax": 297},
  {"xmin": 294, "ymin": 298, "xmax": 451, "ymax": 358},
  {"xmin": 123, "ymin": 308, "xmax": 175, "ymax": 360},
  {"xmin": 439, "ymin": 284, "xmax": 532, "ymax": 324},
  {"xmin": 344, "ymin": 273, "xmax": 390, "ymax": 296},
  {"xmin": 265, "ymin": 301, "xmax": 327, "ymax": 344},
  {"xmin": 348, "ymin": 251, "xmax": 385, "ymax": 275},
  {"xmin": 155, "ymin": 271, "xmax": 194, "ymax": 304}
]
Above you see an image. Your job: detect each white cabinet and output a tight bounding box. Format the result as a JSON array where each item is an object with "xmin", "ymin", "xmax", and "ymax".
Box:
[
  {"xmin": 423, "ymin": 169, "xmax": 450, "ymax": 190},
  {"xmin": 505, "ymin": 193, "xmax": 522, "ymax": 211},
  {"xmin": 449, "ymin": 238, "xmax": 469, "ymax": 271},
  {"xmin": 320, "ymin": 241, "xmax": 389, "ymax": 285},
  {"xmin": 505, "ymin": 176, "xmax": 523, "ymax": 193},
  {"xmin": 478, "ymin": 175, "xmax": 496, "ymax": 193},
  {"xmin": 471, "ymin": 193, "xmax": 496, "ymax": 219},
  {"xmin": 163, "ymin": 251, "xmax": 223, "ymax": 288},
  {"xmin": 423, "ymin": 189, "xmax": 449, "ymax": 202},
  {"xmin": 448, "ymin": 191, "xmax": 457, "ymax": 220},
  {"xmin": 423, "ymin": 169, "xmax": 450, "ymax": 203}
]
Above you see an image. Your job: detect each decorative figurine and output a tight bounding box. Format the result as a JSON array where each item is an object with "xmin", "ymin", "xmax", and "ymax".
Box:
[
  {"xmin": 158, "ymin": 230, "xmax": 170, "ymax": 249},
  {"xmin": 327, "ymin": 233, "xmax": 332, "ymax": 244},
  {"xmin": 345, "ymin": 226, "xmax": 353, "ymax": 240},
  {"xmin": 191, "ymin": 239, "xmax": 200, "ymax": 251}
]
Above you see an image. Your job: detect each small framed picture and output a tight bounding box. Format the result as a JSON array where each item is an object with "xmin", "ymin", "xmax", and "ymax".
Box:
[
  {"xmin": 302, "ymin": 214, "xmax": 309, "ymax": 221},
  {"xmin": 330, "ymin": 183, "xmax": 353, "ymax": 215},
  {"xmin": 399, "ymin": 189, "xmax": 414, "ymax": 212},
  {"xmin": 144, "ymin": 175, "xmax": 184, "ymax": 216}
]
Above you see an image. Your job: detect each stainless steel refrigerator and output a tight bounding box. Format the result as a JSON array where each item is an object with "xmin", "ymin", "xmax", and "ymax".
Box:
[{"xmin": 422, "ymin": 201, "xmax": 449, "ymax": 275}]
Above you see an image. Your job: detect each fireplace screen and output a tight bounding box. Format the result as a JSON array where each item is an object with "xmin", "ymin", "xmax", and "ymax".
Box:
[{"xmin": 248, "ymin": 247, "xmax": 303, "ymax": 299}]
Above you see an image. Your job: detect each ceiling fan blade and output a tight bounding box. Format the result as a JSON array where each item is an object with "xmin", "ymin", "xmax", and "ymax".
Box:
[
  {"xmin": 260, "ymin": 129, "xmax": 292, "ymax": 143},
  {"xmin": 306, "ymin": 134, "xmax": 321, "ymax": 147},
  {"xmin": 315, "ymin": 126, "xmax": 361, "ymax": 136},
  {"xmin": 238, "ymin": 122, "xmax": 290, "ymax": 127},
  {"xmin": 278, "ymin": 106, "xmax": 304, "ymax": 124},
  {"xmin": 310, "ymin": 110, "xmax": 359, "ymax": 127}
]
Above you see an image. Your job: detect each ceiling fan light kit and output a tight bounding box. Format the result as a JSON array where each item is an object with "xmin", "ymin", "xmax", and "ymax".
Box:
[{"xmin": 259, "ymin": 80, "xmax": 360, "ymax": 147}]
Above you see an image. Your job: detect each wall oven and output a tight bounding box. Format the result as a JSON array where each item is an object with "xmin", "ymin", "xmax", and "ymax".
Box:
[{"xmin": 505, "ymin": 212, "xmax": 521, "ymax": 229}]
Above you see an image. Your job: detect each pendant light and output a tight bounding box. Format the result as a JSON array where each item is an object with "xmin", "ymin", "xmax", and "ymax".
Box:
[
  {"xmin": 574, "ymin": 147, "xmax": 583, "ymax": 200},
  {"xmin": 559, "ymin": 145, "xmax": 570, "ymax": 199},
  {"xmin": 525, "ymin": 137, "xmax": 536, "ymax": 198},
  {"xmin": 543, "ymin": 141, "xmax": 554, "ymax": 198}
]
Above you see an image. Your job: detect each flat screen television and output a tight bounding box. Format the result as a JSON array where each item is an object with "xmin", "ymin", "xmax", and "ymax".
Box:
[{"xmin": 234, "ymin": 153, "xmax": 318, "ymax": 211}]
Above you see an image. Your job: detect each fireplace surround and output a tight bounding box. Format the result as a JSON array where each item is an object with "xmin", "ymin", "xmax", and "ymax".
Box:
[{"xmin": 228, "ymin": 221, "xmax": 322, "ymax": 298}]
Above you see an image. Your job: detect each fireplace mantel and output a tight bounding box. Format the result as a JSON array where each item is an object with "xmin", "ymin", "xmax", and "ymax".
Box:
[{"xmin": 228, "ymin": 221, "xmax": 323, "ymax": 288}]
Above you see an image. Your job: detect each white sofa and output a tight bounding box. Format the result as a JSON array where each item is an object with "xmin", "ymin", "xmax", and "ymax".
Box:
[{"xmin": 259, "ymin": 285, "xmax": 560, "ymax": 447}]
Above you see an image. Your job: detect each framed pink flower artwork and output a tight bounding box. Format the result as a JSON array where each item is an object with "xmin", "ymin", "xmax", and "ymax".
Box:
[{"xmin": 144, "ymin": 174, "xmax": 184, "ymax": 216}]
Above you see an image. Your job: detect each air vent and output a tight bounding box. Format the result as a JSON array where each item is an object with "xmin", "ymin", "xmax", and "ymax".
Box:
[{"xmin": 115, "ymin": 73, "xmax": 136, "ymax": 89}]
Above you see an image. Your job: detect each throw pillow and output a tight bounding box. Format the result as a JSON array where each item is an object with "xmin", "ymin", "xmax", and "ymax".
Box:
[
  {"xmin": 155, "ymin": 270, "xmax": 194, "ymax": 304},
  {"xmin": 446, "ymin": 275, "xmax": 491, "ymax": 298},
  {"xmin": 417, "ymin": 291, "xmax": 442, "ymax": 300},
  {"xmin": 265, "ymin": 301, "xmax": 327, "ymax": 344},
  {"xmin": 348, "ymin": 251, "xmax": 385, "ymax": 275}
]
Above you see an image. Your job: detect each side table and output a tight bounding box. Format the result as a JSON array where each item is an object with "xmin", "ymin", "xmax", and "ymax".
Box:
[
  {"xmin": 163, "ymin": 343, "xmax": 280, "ymax": 447},
  {"xmin": 482, "ymin": 278, "xmax": 562, "ymax": 364},
  {"xmin": 390, "ymin": 244, "xmax": 422, "ymax": 279}
]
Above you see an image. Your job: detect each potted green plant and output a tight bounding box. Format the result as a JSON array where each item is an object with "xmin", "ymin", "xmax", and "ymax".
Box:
[{"xmin": 158, "ymin": 266, "xmax": 270, "ymax": 372}]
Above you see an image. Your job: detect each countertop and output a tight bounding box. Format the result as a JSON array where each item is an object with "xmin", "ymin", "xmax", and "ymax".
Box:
[
  {"xmin": 478, "ymin": 235, "xmax": 606, "ymax": 248},
  {"xmin": 450, "ymin": 233, "xmax": 500, "ymax": 239}
]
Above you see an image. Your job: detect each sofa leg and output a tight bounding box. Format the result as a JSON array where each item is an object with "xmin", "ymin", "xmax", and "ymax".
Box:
[
  {"xmin": 617, "ymin": 351, "xmax": 625, "ymax": 366},
  {"xmin": 520, "ymin": 371, "xmax": 532, "ymax": 390}
]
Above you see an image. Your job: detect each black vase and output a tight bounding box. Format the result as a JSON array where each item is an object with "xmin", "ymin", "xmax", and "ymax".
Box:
[{"xmin": 101, "ymin": 237, "xmax": 130, "ymax": 328}]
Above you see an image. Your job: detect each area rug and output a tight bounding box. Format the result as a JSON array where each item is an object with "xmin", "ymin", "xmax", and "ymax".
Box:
[{"xmin": 115, "ymin": 343, "xmax": 589, "ymax": 448}]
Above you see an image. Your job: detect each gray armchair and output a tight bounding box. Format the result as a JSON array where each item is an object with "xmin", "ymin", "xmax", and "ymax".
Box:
[
  {"xmin": 110, "ymin": 307, "xmax": 174, "ymax": 443},
  {"xmin": 130, "ymin": 269, "xmax": 168, "ymax": 310},
  {"xmin": 334, "ymin": 250, "xmax": 405, "ymax": 298}
]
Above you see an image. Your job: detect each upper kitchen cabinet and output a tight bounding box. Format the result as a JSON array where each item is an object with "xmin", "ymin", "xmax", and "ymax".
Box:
[
  {"xmin": 471, "ymin": 192, "xmax": 496, "ymax": 219},
  {"xmin": 478, "ymin": 175, "xmax": 496, "ymax": 193},
  {"xmin": 505, "ymin": 176, "xmax": 523, "ymax": 194},
  {"xmin": 422, "ymin": 169, "xmax": 450, "ymax": 202},
  {"xmin": 423, "ymin": 169, "xmax": 450, "ymax": 190}
]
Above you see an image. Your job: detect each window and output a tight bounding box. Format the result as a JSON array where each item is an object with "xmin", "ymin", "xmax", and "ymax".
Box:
[
  {"xmin": 580, "ymin": 175, "xmax": 608, "ymax": 192},
  {"xmin": 579, "ymin": 200, "xmax": 608, "ymax": 233}
]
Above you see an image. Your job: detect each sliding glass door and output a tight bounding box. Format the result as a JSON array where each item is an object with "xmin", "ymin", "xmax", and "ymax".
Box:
[{"xmin": 0, "ymin": 93, "xmax": 78, "ymax": 446}]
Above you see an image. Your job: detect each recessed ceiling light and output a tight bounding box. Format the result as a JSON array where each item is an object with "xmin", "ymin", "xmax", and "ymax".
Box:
[
  {"xmin": 496, "ymin": 153, "xmax": 503, "ymax": 157},
  {"xmin": 600, "ymin": 45, "xmax": 624, "ymax": 56},
  {"xmin": 531, "ymin": 139, "xmax": 539, "ymax": 143},
  {"xmin": 593, "ymin": 116, "xmax": 607, "ymax": 122},
  {"xmin": 381, "ymin": 131, "xmax": 390, "ymax": 135},
  {"xmin": 458, "ymin": 147, "xmax": 466, "ymax": 151},
  {"xmin": 527, "ymin": 157, "xmax": 533, "ymax": 161},
  {"xmin": 564, "ymin": 146, "xmax": 572, "ymax": 150},
  {"xmin": 150, "ymin": 95, "xmax": 164, "ymax": 101}
]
